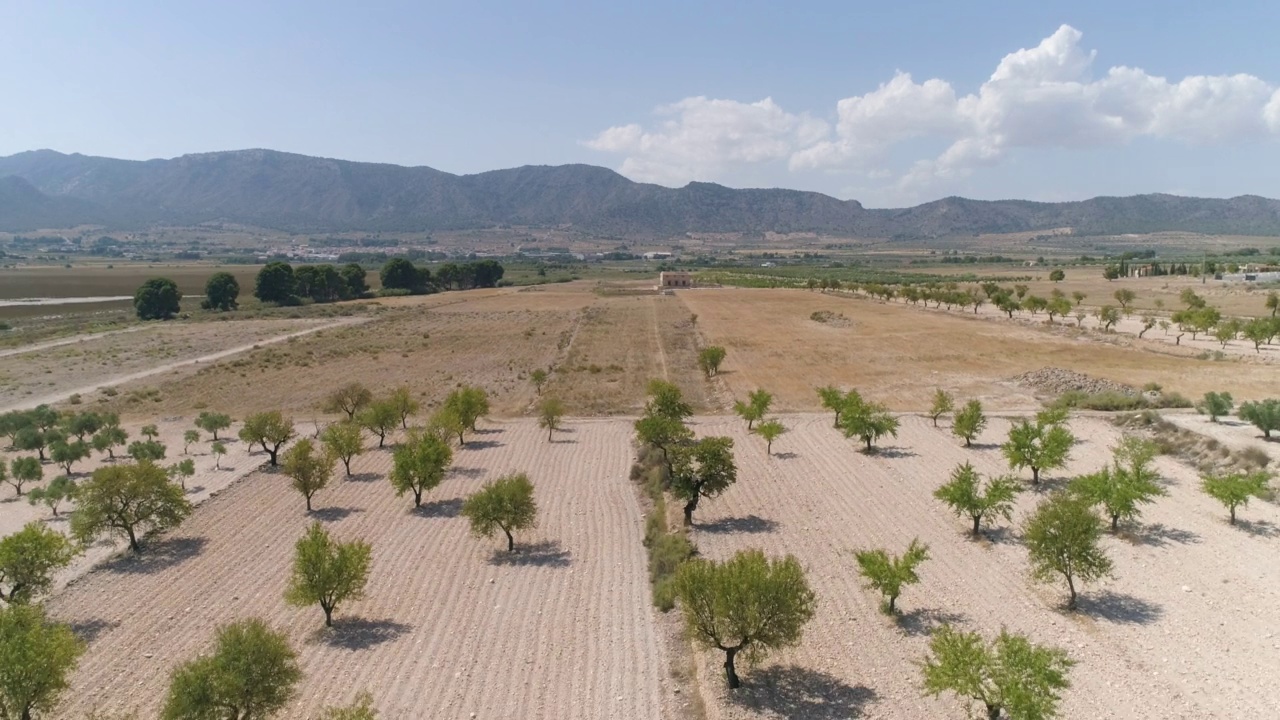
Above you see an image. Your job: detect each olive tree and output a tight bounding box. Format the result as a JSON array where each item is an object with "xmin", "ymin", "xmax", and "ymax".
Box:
[
  {"xmin": 161, "ymin": 618, "xmax": 300, "ymax": 720},
  {"xmin": 1113, "ymin": 288, "xmax": 1136, "ymax": 310},
  {"xmin": 26, "ymin": 476, "xmax": 77, "ymax": 518},
  {"xmin": 282, "ymin": 439, "xmax": 332, "ymax": 512},
  {"xmin": 211, "ymin": 441, "xmax": 227, "ymax": 470},
  {"xmin": 194, "ymin": 411, "xmax": 233, "ymax": 440},
  {"xmin": 732, "ymin": 389, "xmax": 772, "ymax": 430},
  {"xmin": 92, "ymin": 423, "xmax": 128, "ymax": 460},
  {"xmin": 0, "ymin": 522, "xmax": 80, "ymax": 604},
  {"xmin": 49, "ymin": 439, "xmax": 89, "ymax": 475},
  {"xmin": 285, "ymin": 522, "xmax": 372, "ymax": 627},
  {"xmin": 321, "ymin": 421, "xmax": 364, "ymax": 476},
  {"xmin": 1094, "ymin": 304, "xmax": 1120, "ymax": 330},
  {"xmin": 390, "ymin": 431, "xmax": 453, "ymax": 508},
  {"xmin": 838, "ymin": 391, "xmax": 899, "ymax": 452},
  {"xmin": 461, "ymin": 472, "xmax": 538, "ymax": 552},
  {"xmin": 0, "ymin": 604, "xmax": 84, "ymax": 720},
  {"xmin": 854, "ymin": 538, "xmax": 928, "ymax": 614},
  {"xmin": 1196, "ymin": 391, "xmax": 1234, "ymax": 422},
  {"xmin": 323, "ymin": 383, "xmax": 373, "ymax": 421},
  {"xmin": 698, "ymin": 346, "xmax": 727, "ymax": 378},
  {"xmin": 934, "ymin": 462, "xmax": 1021, "ymax": 537},
  {"xmin": 537, "ymin": 396, "xmax": 566, "ymax": 442},
  {"xmin": 1201, "ymin": 471, "xmax": 1271, "ymax": 525},
  {"xmin": 70, "ymin": 461, "xmax": 193, "ymax": 553},
  {"xmin": 753, "ymin": 419, "xmax": 786, "ymax": 456},
  {"xmin": 127, "ymin": 439, "xmax": 167, "ymax": 462},
  {"xmin": 929, "ymin": 389, "xmax": 954, "ymax": 427},
  {"xmin": 1069, "ymin": 437, "xmax": 1164, "ymax": 532},
  {"xmin": 1024, "ymin": 492, "xmax": 1113, "ymax": 610},
  {"xmin": 1002, "ymin": 412, "xmax": 1075, "ymax": 485},
  {"xmin": 1238, "ymin": 399, "xmax": 1280, "ymax": 438},
  {"xmin": 6, "ymin": 457, "xmax": 41, "ymax": 497},
  {"xmin": 952, "ymin": 399, "xmax": 987, "ymax": 447},
  {"xmin": 238, "ymin": 411, "xmax": 295, "ymax": 465},
  {"xmin": 670, "ymin": 437, "xmax": 737, "ymax": 526},
  {"xmin": 671, "ymin": 549, "xmax": 816, "ymax": 689},
  {"xmin": 922, "ymin": 625, "xmax": 1072, "ymax": 720}
]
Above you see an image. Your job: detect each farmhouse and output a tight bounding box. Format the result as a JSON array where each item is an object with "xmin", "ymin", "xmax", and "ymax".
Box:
[{"xmin": 659, "ymin": 271, "xmax": 693, "ymax": 288}]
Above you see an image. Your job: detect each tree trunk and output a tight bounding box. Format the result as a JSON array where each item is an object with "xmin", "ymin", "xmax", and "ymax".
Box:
[
  {"xmin": 964, "ymin": 436, "xmax": 972, "ymax": 447},
  {"xmin": 683, "ymin": 496, "xmax": 699, "ymax": 526},
  {"xmin": 766, "ymin": 440, "xmax": 773, "ymax": 455},
  {"xmin": 747, "ymin": 419, "xmax": 754, "ymax": 430},
  {"xmin": 1066, "ymin": 574, "xmax": 1077, "ymax": 610},
  {"xmin": 865, "ymin": 436, "xmax": 873, "ymax": 451},
  {"xmin": 932, "ymin": 416, "xmax": 938, "ymax": 427},
  {"xmin": 972, "ymin": 515, "xmax": 982, "ymax": 536},
  {"xmin": 266, "ymin": 445, "xmax": 279, "ymax": 466},
  {"xmin": 724, "ymin": 647, "xmax": 741, "ymax": 689},
  {"xmin": 1031, "ymin": 466, "xmax": 1040, "ymax": 484},
  {"xmin": 457, "ymin": 431, "xmax": 466, "ymax": 446},
  {"xmin": 548, "ymin": 427, "xmax": 553, "ymax": 442},
  {"xmin": 306, "ymin": 495, "xmax": 313, "ymax": 512},
  {"xmin": 504, "ymin": 528, "xmax": 514, "ymax": 552},
  {"xmin": 323, "ymin": 604, "xmax": 334, "ymax": 627},
  {"xmin": 343, "ymin": 458, "xmax": 352, "ymax": 476},
  {"xmin": 888, "ymin": 594, "xmax": 897, "ymax": 613},
  {"xmin": 986, "ymin": 703, "xmax": 1001, "ymax": 720},
  {"xmin": 414, "ymin": 489, "xmax": 423, "ymax": 508},
  {"xmin": 1111, "ymin": 514, "xmax": 1120, "ymax": 532},
  {"xmin": 1230, "ymin": 506, "xmax": 1237, "ymax": 524},
  {"xmin": 127, "ymin": 526, "xmax": 140, "ymax": 553},
  {"xmin": 378, "ymin": 433, "xmax": 386, "ymax": 448}
]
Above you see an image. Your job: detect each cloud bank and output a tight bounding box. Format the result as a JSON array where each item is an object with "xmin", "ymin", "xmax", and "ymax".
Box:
[{"xmin": 585, "ymin": 26, "xmax": 1280, "ymax": 200}]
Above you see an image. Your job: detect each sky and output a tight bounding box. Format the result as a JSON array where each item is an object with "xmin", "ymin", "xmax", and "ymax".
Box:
[{"xmin": 3, "ymin": 1, "xmax": 1280, "ymax": 207}]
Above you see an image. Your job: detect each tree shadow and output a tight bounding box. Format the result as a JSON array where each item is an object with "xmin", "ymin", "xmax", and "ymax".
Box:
[
  {"xmin": 103, "ymin": 536, "xmax": 208, "ymax": 575},
  {"xmin": 346, "ymin": 472, "xmax": 381, "ymax": 483},
  {"xmin": 310, "ymin": 506, "xmax": 363, "ymax": 522},
  {"xmin": 185, "ymin": 485, "xmax": 205, "ymax": 494},
  {"xmin": 549, "ymin": 437, "xmax": 579, "ymax": 444},
  {"xmin": 978, "ymin": 526, "xmax": 1019, "ymax": 545},
  {"xmin": 461, "ymin": 440, "xmax": 504, "ymax": 450},
  {"xmin": 871, "ymin": 446, "xmax": 917, "ymax": 459},
  {"xmin": 773, "ymin": 452, "xmax": 799, "ymax": 460},
  {"xmin": 1235, "ymin": 518, "xmax": 1279, "ymax": 538},
  {"xmin": 487, "ymin": 540, "xmax": 572, "ymax": 568},
  {"xmin": 728, "ymin": 665, "xmax": 878, "ymax": 719},
  {"xmin": 69, "ymin": 618, "xmax": 120, "ymax": 644},
  {"xmin": 473, "ymin": 427, "xmax": 504, "ymax": 435},
  {"xmin": 1125, "ymin": 523, "xmax": 1201, "ymax": 547},
  {"xmin": 965, "ymin": 442, "xmax": 1000, "ymax": 451},
  {"xmin": 697, "ymin": 514, "xmax": 779, "ymax": 534},
  {"xmin": 413, "ymin": 497, "xmax": 463, "ymax": 518},
  {"xmin": 313, "ymin": 618, "xmax": 411, "ymax": 650},
  {"xmin": 1075, "ymin": 590, "xmax": 1163, "ymax": 625},
  {"xmin": 450, "ymin": 466, "xmax": 486, "ymax": 479},
  {"xmin": 898, "ymin": 607, "xmax": 968, "ymax": 637}
]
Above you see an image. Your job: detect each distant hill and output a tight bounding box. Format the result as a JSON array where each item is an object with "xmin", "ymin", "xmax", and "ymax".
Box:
[{"xmin": 2, "ymin": 149, "xmax": 1280, "ymax": 237}]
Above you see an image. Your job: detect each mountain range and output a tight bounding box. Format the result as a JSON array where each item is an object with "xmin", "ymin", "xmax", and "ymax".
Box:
[{"xmin": 2, "ymin": 149, "xmax": 1280, "ymax": 238}]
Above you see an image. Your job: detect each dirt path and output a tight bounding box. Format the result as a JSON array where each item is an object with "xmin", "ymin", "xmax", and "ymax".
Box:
[
  {"xmin": 650, "ymin": 296, "xmax": 670, "ymax": 381},
  {"xmin": 0, "ymin": 324, "xmax": 151, "ymax": 359},
  {"xmin": 1, "ymin": 317, "xmax": 370, "ymax": 413}
]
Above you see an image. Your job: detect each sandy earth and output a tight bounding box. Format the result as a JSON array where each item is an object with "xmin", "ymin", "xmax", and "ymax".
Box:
[
  {"xmin": 39, "ymin": 419, "xmax": 682, "ymax": 719},
  {"xmin": 684, "ymin": 414, "xmax": 1280, "ymax": 719}
]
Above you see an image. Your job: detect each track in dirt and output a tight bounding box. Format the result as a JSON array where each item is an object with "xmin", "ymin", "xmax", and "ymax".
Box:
[
  {"xmin": 685, "ymin": 414, "xmax": 1280, "ymax": 720},
  {"xmin": 45, "ymin": 420, "xmax": 679, "ymax": 719}
]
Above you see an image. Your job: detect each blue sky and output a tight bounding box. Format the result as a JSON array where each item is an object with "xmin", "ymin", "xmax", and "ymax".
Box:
[{"xmin": 4, "ymin": 1, "xmax": 1280, "ymax": 206}]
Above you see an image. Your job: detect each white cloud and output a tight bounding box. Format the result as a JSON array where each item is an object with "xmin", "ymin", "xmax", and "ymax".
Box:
[{"xmin": 585, "ymin": 24, "xmax": 1280, "ymax": 197}]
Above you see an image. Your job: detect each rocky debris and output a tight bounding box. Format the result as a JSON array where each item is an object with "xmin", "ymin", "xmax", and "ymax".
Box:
[{"xmin": 1012, "ymin": 367, "xmax": 1137, "ymax": 396}]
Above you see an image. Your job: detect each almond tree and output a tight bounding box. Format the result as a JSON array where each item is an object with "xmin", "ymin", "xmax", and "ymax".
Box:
[
  {"xmin": 537, "ymin": 396, "xmax": 566, "ymax": 442},
  {"xmin": 70, "ymin": 461, "xmax": 193, "ymax": 553},
  {"xmin": 323, "ymin": 382, "xmax": 373, "ymax": 421},
  {"xmin": 1069, "ymin": 438, "xmax": 1164, "ymax": 532},
  {"xmin": 934, "ymin": 462, "xmax": 1021, "ymax": 537},
  {"xmin": 1196, "ymin": 391, "xmax": 1234, "ymax": 422},
  {"xmin": 839, "ymin": 390, "xmax": 899, "ymax": 452},
  {"xmin": 670, "ymin": 437, "xmax": 737, "ymax": 526},
  {"xmin": 952, "ymin": 399, "xmax": 986, "ymax": 447},
  {"xmin": 923, "ymin": 625, "xmax": 1072, "ymax": 720},
  {"xmin": 238, "ymin": 411, "xmax": 295, "ymax": 466},
  {"xmin": 357, "ymin": 401, "xmax": 399, "ymax": 449},
  {"xmin": 1002, "ymin": 411, "xmax": 1074, "ymax": 485},
  {"xmin": 388, "ymin": 387, "xmax": 420, "ymax": 429},
  {"xmin": 7, "ymin": 456, "xmax": 42, "ymax": 497},
  {"xmin": 732, "ymin": 389, "xmax": 772, "ymax": 430},
  {"xmin": 753, "ymin": 419, "xmax": 786, "ymax": 456},
  {"xmin": 530, "ymin": 368, "xmax": 550, "ymax": 396},
  {"xmin": 854, "ymin": 538, "xmax": 929, "ymax": 614},
  {"xmin": 1024, "ymin": 492, "xmax": 1113, "ymax": 610},
  {"xmin": 194, "ymin": 411, "xmax": 233, "ymax": 440},
  {"xmin": 285, "ymin": 522, "xmax": 371, "ymax": 627},
  {"xmin": 0, "ymin": 522, "xmax": 80, "ymax": 604},
  {"xmin": 1238, "ymin": 399, "xmax": 1280, "ymax": 438},
  {"xmin": 390, "ymin": 431, "xmax": 453, "ymax": 508},
  {"xmin": 0, "ymin": 604, "xmax": 85, "ymax": 720},
  {"xmin": 321, "ymin": 421, "xmax": 364, "ymax": 476},
  {"xmin": 26, "ymin": 476, "xmax": 77, "ymax": 518},
  {"xmin": 1201, "ymin": 471, "xmax": 1271, "ymax": 524},
  {"xmin": 461, "ymin": 472, "xmax": 538, "ymax": 552},
  {"xmin": 162, "ymin": 618, "xmax": 300, "ymax": 719},
  {"xmin": 929, "ymin": 389, "xmax": 954, "ymax": 427},
  {"xmin": 443, "ymin": 386, "xmax": 490, "ymax": 432},
  {"xmin": 282, "ymin": 439, "xmax": 332, "ymax": 512}
]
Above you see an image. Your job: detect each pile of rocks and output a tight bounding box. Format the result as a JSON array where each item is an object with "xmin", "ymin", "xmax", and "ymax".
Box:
[{"xmin": 1012, "ymin": 367, "xmax": 1137, "ymax": 396}]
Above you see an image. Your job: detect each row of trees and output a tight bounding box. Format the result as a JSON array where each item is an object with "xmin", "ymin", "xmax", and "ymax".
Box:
[{"xmin": 379, "ymin": 258, "xmax": 504, "ymax": 295}]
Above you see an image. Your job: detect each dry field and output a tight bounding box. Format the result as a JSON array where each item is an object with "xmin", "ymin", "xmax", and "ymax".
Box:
[
  {"xmin": 685, "ymin": 414, "xmax": 1280, "ymax": 719},
  {"xmin": 679, "ymin": 287, "xmax": 1280, "ymax": 411},
  {"xmin": 43, "ymin": 419, "xmax": 684, "ymax": 719}
]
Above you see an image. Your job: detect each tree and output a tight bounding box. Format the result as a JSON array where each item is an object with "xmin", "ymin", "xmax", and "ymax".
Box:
[
  {"xmin": 7, "ymin": 457, "xmax": 41, "ymax": 497},
  {"xmin": 341, "ymin": 263, "xmax": 369, "ymax": 298},
  {"xmin": 91, "ymin": 423, "xmax": 128, "ymax": 460},
  {"xmin": 14, "ymin": 426, "xmax": 57, "ymax": 463},
  {"xmin": 282, "ymin": 439, "xmax": 332, "ymax": 512},
  {"xmin": 211, "ymin": 441, "xmax": 227, "ymax": 470},
  {"xmin": 1138, "ymin": 314, "xmax": 1156, "ymax": 338},
  {"xmin": 1094, "ymin": 304, "xmax": 1120, "ymax": 330},
  {"xmin": 194, "ymin": 411, "xmax": 233, "ymax": 441},
  {"xmin": 671, "ymin": 549, "xmax": 815, "ymax": 689},
  {"xmin": 70, "ymin": 461, "xmax": 193, "ymax": 553},
  {"xmin": 127, "ymin": 439, "xmax": 167, "ymax": 462},
  {"xmin": 670, "ymin": 437, "xmax": 737, "ymax": 526},
  {"xmin": 1213, "ymin": 318, "xmax": 1242, "ymax": 348},
  {"xmin": 952, "ymin": 399, "xmax": 987, "ymax": 447},
  {"xmin": 182, "ymin": 430, "xmax": 199, "ymax": 455},
  {"xmin": 254, "ymin": 261, "xmax": 297, "ymax": 305},
  {"xmin": 356, "ymin": 401, "xmax": 399, "ymax": 449},
  {"xmin": 285, "ymin": 522, "xmax": 372, "ymax": 627},
  {"xmin": 389, "ymin": 431, "xmax": 452, "ymax": 508},
  {"xmin": 1266, "ymin": 290, "xmax": 1279, "ymax": 318},
  {"xmin": 134, "ymin": 277, "xmax": 182, "ymax": 320},
  {"xmin": 1024, "ymin": 492, "xmax": 1113, "ymax": 609},
  {"xmin": 839, "ymin": 391, "xmax": 899, "ymax": 451},
  {"xmin": 816, "ymin": 386, "xmax": 849, "ymax": 428},
  {"xmin": 161, "ymin": 618, "xmax": 300, "ymax": 720},
  {"xmin": 854, "ymin": 538, "xmax": 928, "ymax": 614},
  {"xmin": 1243, "ymin": 318, "xmax": 1273, "ymax": 352},
  {"xmin": 0, "ymin": 522, "xmax": 79, "ymax": 604},
  {"xmin": 1113, "ymin": 288, "xmax": 1136, "ymax": 310},
  {"xmin": 1201, "ymin": 471, "xmax": 1271, "ymax": 524},
  {"xmin": 929, "ymin": 389, "xmax": 954, "ymax": 427},
  {"xmin": 1002, "ymin": 413, "xmax": 1075, "ymax": 485},
  {"xmin": 1238, "ymin": 399, "xmax": 1280, "ymax": 438},
  {"xmin": 633, "ymin": 413, "xmax": 692, "ymax": 477},
  {"xmin": 0, "ymin": 604, "xmax": 84, "ymax": 719},
  {"xmin": 934, "ymin": 462, "xmax": 1021, "ymax": 537},
  {"xmin": 321, "ymin": 422, "xmax": 363, "ymax": 476},
  {"xmin": 323, "ymin": 383, "xmax": 373, "ymax": 421},
  {"xmin": 1013, "ymin": 284, "xmax": 1029, "ymax": 300},
  {"xmin": 530, "ymin": 368, "xmax": 549, "ymax": 395},
  {"xmin": 239, "ymin": 411, "xmax": 295, "ymax": 466},
  {"xmin": 26, "ymin": 476, "xmax": 76, "ymax": 518},
  {"xmin": 1070, "ymin": 437, "xmax": 1164, "ymax": 532},
  {"xmin": 994, "ymin": 293, "xmax": 1021, "ymax": 318},
  {"xmin": 379, "ymin": 258, "xmax": 424, "ymax": 292},
  {"xmin": 1023, "ymin": 295, "xmax": 1048, "ymax": 316},
  {"xmin": 646, "ymin": 379, "xmax": 693, "ymax": 421},
  {"xmin": 537, "ymin": 396, "xmax": 566, "ymax": 442},
  {"xmin": 1196, "ymin": 391, "xmax": 1234, "ymax": 422},
  {"xmin": 443, "ymin": 386, "xmax": 490, "ymax": 431},
  {"xmin": 1048, "ymin": 269, "xmax": 1065, "ymax": 282},
  {"xmin": 922, "ymin": 625, "xmax": 1072, "ymax": 720},
  {"xmin": 753, "ymin": 419, "xmax": 786, "ymax": 455},
  {"xmin": 732, "ymin": 389, "xmax": 772, "ymax": 430},
  {"xmin": 1046, "ymin": 296, "xmax": 1072, "ymax": 323},
  {"xmin": 61, "ymin": 412, "xmax": 103, "ymax": 442},
  {"xmin": 698, "ymin": 346, "xmax": 727, "ymax": 377},
  {"xmin": 428, "ymin": 407, "xmax": 469, "ymax": 447},
  {"xmin": 388, "ymin": 387, "xmax": 419, "ymax": 429},
  {"xmin": 1071, "ymin": 290, "xmax": 1086, "ymax": 306},
  {"xmin": 168, "ymin": 458, "xmax": 196, "ymax": 491},
  {"xmin": 321, "ymin": 693, "xmax": 378, "ymax": 720},
  {"xmin": 461, "ymin": 472, "xmax": 538, "ymax": 552},
  {"xmin": 202, "ymin": 272, "xmax": 240, "ymax": 311}
]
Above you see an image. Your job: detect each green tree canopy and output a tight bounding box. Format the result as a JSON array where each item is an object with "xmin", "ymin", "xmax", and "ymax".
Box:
[
  {"xmin": 202, "ymin": 271, "xmax": 240, "ymax": 311},
  {"xmin": 194, "ymin": 411, "xmax": 233, "ymax": 440},
  {"xmin": 1196, "ymin": 391, "xmax": 1234, "ymax": 422},
  {"xmin": 6, "ymin": 457, "xmax": 42, "ymax": 497},
  {"xmin": 390, "ymin": 431, "xmax": 453, "ymax": 508},
  {"xmin": 388, "ymin": 387, "xmax": 420, "ymax": 430},
  {"xmin": 323, "ymin": 383, "xmax": 373, "ymax": 421},
  {"xmin": 934, "ymin": 462, "xmax": 1021, "ymax": 537},
  {"xmin": 357, "ymin": 400, "xmax": 400, "ymax": 449},
  {"xmin": 0, "ymin": 522, "xmax": 80, "ymax": 604},
  {"xmin": 134, "ymin": 277, "xmax": 182, "ymax": 320},
  {"xmin": 70, "ymin": 461, "xmax": 193, "ymax": 553},
  {"xmin": 1238, "ymin": 399, "xmax": 1280, "ymax": 439},
  {"xmin": 0, "ymin": 604, "xmax": 84, "ymax": 720},
  {"xmin": 698, "ymin": 346, "xmax": 727, "ymax": 377},
  {"xmin": 753, "ymin": 419, "xmax": 787, "ymax": 456},
  {"xmin": 670, "ymin": 436, "xmax": 737, "ymax": 526},
  {"xmin": 161, "ymin": 618, "xmax": 300, "ymax": 720},
  {"xmin": 1002, "ymin": 413, "xmax": 1075, "ymax": 485},
  {"xmin": 929, "ymin": 389, "xmax": 954, "ymax": 427},
  {"xmin": 1024, "ymin": 492, "xmax": 1113, "ymax": 610},
  {"xmin": 254, "ymin": 261, "xmax": 297, "ymax": 305},
  {"xmin": 854, "ymin": 538, "xmax": 929, "ymax": 614},
  {"xmin": 285, "ymin": 523, "xmax": 372, "ymax": 627},
  {"xmin": 732, "ymin": 388, "xmax": 773, "ymax": 430},
  {"xmin": 461, "ymin": 472, "xmax": 538, "ymax": 552},
  {"xmin": 282, "ymin": 438, "xmax": 333, "ymax": 513},
  {"xmin": 238, "ymin": 411, "xmax": 295, "ymax": 465},
  {"xmin": 922, "ymin": 625, "xmax": 1073, "ymax": 720},
  {"xmin": 537, "ymin": 396, "xmax": 566, "ymax": 442},
  {"xmin": 838, "ymin": 390, "xmax": 899, "ymax": 451},
  {"xmin": 1201, "ymin": 471, "xmax": 1271, "ymax": 525},
  {"xmin": 1069, "ymin": 438, "xmax": 1164, "ymax": 532},
  {"xmin": 26, "ymin": 475, "xmax": 77, "ymax": 518},
  {"xmin": 952, "ymin": 399, "xmax": 987, "ymax": 447},
  {"xmin": 672, "ymin": 549, "xmax": 816, "ymax": 689},
  {"xmin": 443, "ymin": 386, "xmax": 490, "ymax": 432},
  {"xmin": 321, "ymin": 421, "xmax": 364, "ymax": 476}
]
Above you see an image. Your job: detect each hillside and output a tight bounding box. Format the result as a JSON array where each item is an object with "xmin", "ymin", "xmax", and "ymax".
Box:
[{"xmin": 2, "ymin": 149, "xmax": 1280, "ymax": 237}]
